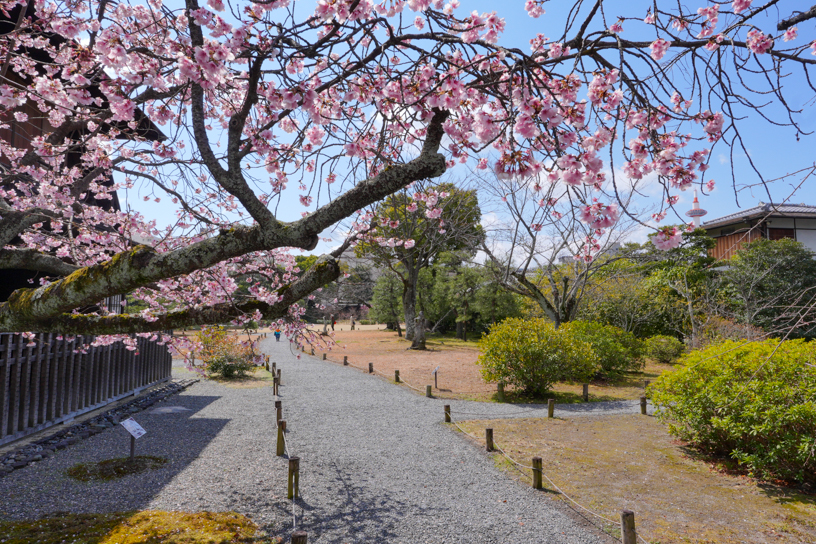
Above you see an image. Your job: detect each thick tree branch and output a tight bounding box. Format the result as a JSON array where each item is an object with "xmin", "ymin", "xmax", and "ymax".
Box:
[
  {"xmin": 7, "ymin": 254, "xmax": 341, "ymax": 334},
  {"xmin": 0, "ymin": 249, "xmax": 79, "ymax": 276}
]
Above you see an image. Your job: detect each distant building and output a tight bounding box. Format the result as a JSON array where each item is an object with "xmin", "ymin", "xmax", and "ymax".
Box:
[{"xmin": 702, "ymin": 203, "xmax": 816, "ymax": 260}]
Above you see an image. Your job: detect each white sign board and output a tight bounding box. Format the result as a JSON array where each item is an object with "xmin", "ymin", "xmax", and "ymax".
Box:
[
  {"xmin": 120, "ymin": 418, "xmax": 146, "ymax": 439},
  {"xmin": 432, "ymin": 366, "xmax": 440, "ymax": 375}
]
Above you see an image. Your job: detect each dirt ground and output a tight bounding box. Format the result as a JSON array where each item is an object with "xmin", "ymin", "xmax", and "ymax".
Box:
[
  {"xmin": 312, "ymin": 324, "xmax": 670, "ymax": 402},
  {"xmin": 457, "ymin": 415, "xmax": 816, "ymax": 544}
]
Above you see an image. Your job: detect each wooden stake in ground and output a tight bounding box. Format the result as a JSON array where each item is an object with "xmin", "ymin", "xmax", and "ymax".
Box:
[
  {"xmin": 288, "ymin": 457, "xmax": 300, "ymax": 499},
  {"xmin": 485, "ymin": 428, "xmax": 494, "ymax": 452},
  {"xmin": 368, "ymin": 362, "xmax": 373, "ymax": 374},
  {"xmin": 532, "ymin": 457, "xmax": 543, "ymax": 490},
  {"xmin": 275, "ymin": 400, "xmax": 282, "ymax": 424},
  {"xmin": 582, "ymin": 383, "xmax": 589, "ymax": 402},
  {"xmin": 444, "ymin": 405, "xmax": 451, "ymax": 423},
  {"xmin": 277, "ymin": 420, "xmax": 286, "ymax": 456},
  {"xmin": 621, "ymin": 510, "xmax": 637, "ymax": 544},
  {"xmin": 640, "ymin": 396, "xmax": 647, "ymax": 415},
  {"xmin": 291, "ymin": 531, "xmax": 308, "ymax": 544},
  {"xmin": 395, "ymin": 370, "xmax": 400, "ymax": 383},
  {"xmin": 343, "ymin": 356, "xmax": 348, "ymax": 366},
  {"xmin": 547, "ymin": 399, "xmax": 555, "ymax": 418},
  {"xmin": 322, "ymin": 353, "xmax": 326, "ymax": 360},
  {"xmin": 426, "ymin": 385, "xmax": 432, "ymax": 398}
]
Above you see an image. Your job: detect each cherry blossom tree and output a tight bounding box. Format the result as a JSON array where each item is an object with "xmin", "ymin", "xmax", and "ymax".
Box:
[{"xmin": 0, "ymin": 0, "xmax": 812, "ymax": 354}]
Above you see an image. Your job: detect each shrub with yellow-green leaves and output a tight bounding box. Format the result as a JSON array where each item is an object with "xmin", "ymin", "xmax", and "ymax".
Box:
[
  {"xmin": 195, "ymin": 326, "xmax": 256, "ymax": 379},
  {"xmin": 650, "ymin": 339, "xmax": 816, "ymax": 483},
  {"xmin": 478, "ymin": 317, "xmax": 596, "ymax": 397}
]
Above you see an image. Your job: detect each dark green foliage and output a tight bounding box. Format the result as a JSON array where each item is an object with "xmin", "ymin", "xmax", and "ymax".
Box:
[
  {"xmin": 643, "ymin": 335, "xmax": 685, "ymax": 364},
  {"xmin": 561, "ymin": 321, "xmax": 643, "ymax": 377},
  {"xmin": 66, "ymin": 456, "xmax": 168, "ymax": 482},
  {"xmin": 651, "ymin": 340, "xmax": 816, "ymax": 483}
]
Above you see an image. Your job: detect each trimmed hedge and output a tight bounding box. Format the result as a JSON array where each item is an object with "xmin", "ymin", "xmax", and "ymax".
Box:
[
  {"xmin": 561, "ymin": 321, "xmax": 643, "ymax": 377},
  {"xmin": 651, "ymin": 339, "xmax": 816, "ymax": 483},
  {"xmin": 477, "ymin": 317, "xmax": 596, "ymax": 396}
]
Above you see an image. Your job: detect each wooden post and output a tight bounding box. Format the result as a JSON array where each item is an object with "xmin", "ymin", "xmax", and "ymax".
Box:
[
  {"xmin": 434, "ymin": 371, "xmax": 438, "ymax": 389},
  {"xmin": 640, "ymin": 396, "xmax": 647, "ymax": 415},
  {"xmin": 277, "ymin": 420, "xmax": 286, "ymax": 456},
  {"xmin": 644, "ymin": 379, "xmax": 650, "ymax": 389},
  {"xmin": 310, "ymin": 347, "xmax": 314, "ymax": 356},
  {"xmin": 130, "ymin": 435, "xmax": 135, "ymax": 462},
  {"xmin": 275, "ymin": 400, "xmax": 282, "ymax": 423},
  {"xmin": 497, "ymin": 382, "xmax": 505, "ymax": 402},
  {"xmin": 547, "ymin": 398, "xmax": 555, "ymax": 418},
  {"xmin": 444, "ymin": 405, "xmax": 451, "ymax": 423},
  {"xmin": 425, "ymin": 385, "xmax": 432, "ymax": 398},
  {"xmin": 621, "ymin": 510, "xmax": 637, "ymax": 544},
  {"xmin": 277, "ymin": 369, "xmax": 281, "ymax": 385},
  {"xmin": 272, "ymin": 362, "xmax": 276, "ymax": 373},
  {"xmin": 288, "ymin": 456, "xmax": 300, "ymax": 499},
  {"xmin": 301, "ymin": 346, "xmax": 304, "ymax": 353},
  {"xmin": 582, "ymin": 383, "xmax": 589, "ymax": 402},
  {"xmin": 322, "ymin": 353, "xmax": 326, "ymax": 360},
  {"xmin": 265, "ymin": 361, "xmax": 270, "ymax": 372},
  {"xmin": 395, "ymin": 370, "xmax": 400, "ymax": 383},
  {"xmin": 343, "ymin": 356, "xmax": 348, "ymax": 366},
  {"xmin": 291, "ymin": 531, "xmax": 308, "ymax": 544},
  {"xmin": 368, "ymin": 362, "xmax": 373, "ymax": 374},
  {"xmin": 532, "ymin": 457, "xmax": 543, "ymax": 490},
  {"xmin": 485, "ymin": 428, "xmax": 494, "ymax": 452}
]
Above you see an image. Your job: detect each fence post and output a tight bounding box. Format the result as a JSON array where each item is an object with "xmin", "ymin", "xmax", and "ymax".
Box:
[
  {"xmin": 547, "ymin": 399, "xmax": 555, "ymax": 418},
  {"xmin": 322, "ymin": 353, "xmax": 326, "ymax": 360},
  {"xmin": 444, "ymin": 405, "xmax": 451, "ymax": 423},
  {"xmin": 343, "ymin": 356, "xmax": 348, "ymax": 366},
  {"xmin": 582, "ymin": 384, "xmax": 589, "ymax": 402},
  {"xmin": 311, "ymin": 347, "xmax": 314, "ymax": 356},
  {"xmin": 485, "ymin": 428, "xmax": 494, "ymax": 452},
  {"xmin": 532, "ymin": 457, "xmax": 543, "ymax": 490},
  {"xmin": 644, "ymin": 379, "xmax": 650, "ymax": 389},
  {"xmin": 275, "ymin": 400, "xmax": 282, "ymax": 424},
  {"xmin": 368, "ymin": 362, "xmax": 373, "ymax": 374},
  {"xmin": 395, "ymin": 370, "xmax": 400, "ymax": 383},
  {"xmin": 497, "ymin": 382, "xmax": 505, "ymax": 402},
  {"xmin": 425, "ymin": 385, "xmax": 432, "ymax": 398},
  {"xmin": 277, "ymin": 369, "xmax": 282, "ymax": 385},
  {"xmin": 640, "ymin": 396, "xmax": 647, "ymax": 415},
  {"xmin": 291, "ymin": 531, "xmax": 308, "ymax": 544},
  {"xmin": 621, "ymin": 510, "xmax": 637, "ymax": 544},
  {"xmin": 288, "ymin": 456, "xmax": 300, "ymax": 499},
  {"xmin": 277, "ymin": 420, "xmax": 286, "ymax": 456}
]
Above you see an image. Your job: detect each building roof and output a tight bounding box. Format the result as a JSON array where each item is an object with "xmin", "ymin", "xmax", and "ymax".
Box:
[{"xmin": 702, "ymin": 203, "xmax": 816, "ymax": 229}]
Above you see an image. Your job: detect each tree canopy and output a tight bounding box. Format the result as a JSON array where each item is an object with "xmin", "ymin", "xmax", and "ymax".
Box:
[{"xmin": 0, "ymin": 0, "xmax": 813, "ymax": 350}]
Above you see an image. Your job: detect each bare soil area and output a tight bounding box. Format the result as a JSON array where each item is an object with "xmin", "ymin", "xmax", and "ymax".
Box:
[
  {"xmin": 457, "ymin": 415, "xmax": 816, "ymax": 544},
  {"xmin": 314, "ymin": 325, "xmax": 672, "ymax": 402}
]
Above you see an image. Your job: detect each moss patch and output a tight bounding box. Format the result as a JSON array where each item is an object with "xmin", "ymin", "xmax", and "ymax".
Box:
[
  {"xmin": 0, "ymin": 510, "xmax": 280, "ymax": 544},
  {"xmin": 66, "ymin": 456, "xmax": 168, "ymax": 482},
  {"xmin": 457, "ymin": 415, "xmax": 816, "ymax": 543}
]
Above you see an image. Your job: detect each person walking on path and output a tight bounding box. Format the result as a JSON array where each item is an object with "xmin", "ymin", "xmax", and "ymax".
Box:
[{"xmin": 274, "ymin": 328, "xmax": 281, "ymax": 342}]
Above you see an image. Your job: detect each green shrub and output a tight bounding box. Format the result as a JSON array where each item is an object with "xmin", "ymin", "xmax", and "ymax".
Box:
[
  {"xmin": 644, "ymin": 335, "xmax": 684, "ymax": 364},
  {"xmin": 477, "ymin": 317, "xmax": 596, "ymax": 397},
  {"xmin": 650, "ymin": 339, "xmax": 816, "ymax": 483},
  {"xmin": 561, "ymin": 321, "xmax": 643, "ymax": 377}
]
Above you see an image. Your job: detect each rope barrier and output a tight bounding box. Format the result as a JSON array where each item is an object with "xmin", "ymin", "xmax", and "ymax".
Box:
[{"xmin": 450, "ymin": 413, "xmax": 653, "ymax": 543}]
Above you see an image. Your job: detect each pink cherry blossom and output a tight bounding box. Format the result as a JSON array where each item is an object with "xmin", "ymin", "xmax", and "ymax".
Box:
[
  {"xmin": 652, "ymin": 226, "xmax": 683, "ymax": 250},
  {"xmin": 783, "ymin": 27, "xmax": 797, "ymax": 42},
  {"xmin": 746, "ymin": 29, "xmax": 773, "ymax": 54},
  {"xmin": 650, "ymin": 39, "xmax": 671, "ymax": 61},
  {"xmin": 524, "ymin": 0, "xmax": 545, "ymax": 18},
  {"xmin": 732, "ymin": 0, "xmax": 752, "ymax": 14}
]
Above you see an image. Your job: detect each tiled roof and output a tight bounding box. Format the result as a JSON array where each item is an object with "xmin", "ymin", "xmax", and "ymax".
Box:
[{"xmin": 703, "ymin": 203, "xmax": 816, "ymax": 229}]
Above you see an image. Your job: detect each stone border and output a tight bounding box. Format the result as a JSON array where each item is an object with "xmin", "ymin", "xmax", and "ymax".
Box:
[{"xmin": 0, "ymin": 379, "xmax": 198, "ymax": 476}]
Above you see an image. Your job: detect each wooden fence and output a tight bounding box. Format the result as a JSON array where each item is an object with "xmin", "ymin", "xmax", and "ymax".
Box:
[{"xmin": 0, "ymin": 333, "xmax": 172, "ymax": 446}]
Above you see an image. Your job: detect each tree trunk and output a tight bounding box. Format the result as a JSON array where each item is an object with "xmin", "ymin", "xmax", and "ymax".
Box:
[
  {"xmin": 456, "ymin": 321, "xmax": 464, "ymax": 340},
  {"xmin": 402, "ymin": 271, "xmax": 419, "ymax": 341}
]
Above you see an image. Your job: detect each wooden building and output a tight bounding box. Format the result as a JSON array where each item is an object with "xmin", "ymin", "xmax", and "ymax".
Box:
[{"xmin": 703, "ymin": 203, "xmax": 816, "ymax": 260}]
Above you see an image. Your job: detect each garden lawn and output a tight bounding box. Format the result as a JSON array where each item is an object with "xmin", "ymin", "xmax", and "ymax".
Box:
[{"xmin": 456, "ymin": 414, "xmax": 816, "ymax": 544}]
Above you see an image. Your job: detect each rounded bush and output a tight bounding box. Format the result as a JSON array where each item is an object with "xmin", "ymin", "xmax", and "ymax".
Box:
[
  {"xmin": 477, "ymin": 317, "xmax": 596, "ymax": 397},
  {"xmin": 650, "ymin": 339, "xmax": 816, "ymax": 483},
  {"xmin": 644, "ymin": 334, "xmax": 684, "ymax": 364},
  {"xmin": 560, "ymin": 321, "xmax": 643, "ymax": 377},
  {"xmin": 196, "ymin": 326, "xmax": 256, "ymax": 379}
]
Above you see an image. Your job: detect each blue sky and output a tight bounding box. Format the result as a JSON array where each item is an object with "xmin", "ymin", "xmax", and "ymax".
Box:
[{"xmin": 121, "ymin": 0, "xmax": 816, "ymax": 250}]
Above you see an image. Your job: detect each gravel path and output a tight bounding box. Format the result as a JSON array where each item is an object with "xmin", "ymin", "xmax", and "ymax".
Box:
[{"xmin": 0, "ymin": 336, "xmax": 638, "ymax": 543}]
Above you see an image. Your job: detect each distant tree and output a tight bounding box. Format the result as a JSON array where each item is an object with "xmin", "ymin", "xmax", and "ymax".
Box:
[
  {"xmin": 721, "ymin": 239, "xmax": 816, "ymax": 339},
  {"xmin": 369, "ymin": 273, "xmax": 404, "ymax": 337},
  {"xmin": 356, "ymin": 180, "xmax": 483, "ymax": 341}
]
